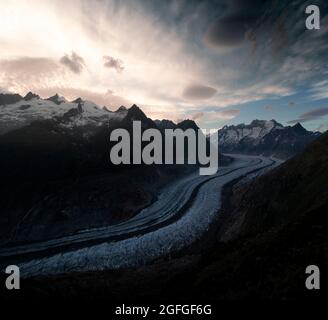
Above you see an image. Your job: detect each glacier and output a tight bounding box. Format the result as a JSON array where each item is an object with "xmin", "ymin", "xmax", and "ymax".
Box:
[{"xmin": 16, "ymin": 155, "xmax": 276, "ymax": 277}]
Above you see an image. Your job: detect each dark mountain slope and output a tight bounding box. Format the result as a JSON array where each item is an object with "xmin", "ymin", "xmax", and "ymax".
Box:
[
  {"xmin": 218, "ymin": 130, "xmax": 328, "ymax": 240},
  {"xmin": 0, "ymin": 93, "xmax": 23, "ymax": 105},
  {"xmin": 0, "ymin": 105, "xmax": 211, "ymax": 245}
]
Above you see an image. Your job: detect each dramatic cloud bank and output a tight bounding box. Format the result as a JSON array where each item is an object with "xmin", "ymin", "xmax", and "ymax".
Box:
[{"xmin": 0, "ymin": 0, "xmax": 327, "ymax": 129}]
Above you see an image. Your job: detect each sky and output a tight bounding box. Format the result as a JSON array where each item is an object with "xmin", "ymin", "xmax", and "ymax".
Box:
[{"xmin": 0, "ymin": 0, "xmax": 328, "ymax": 131}]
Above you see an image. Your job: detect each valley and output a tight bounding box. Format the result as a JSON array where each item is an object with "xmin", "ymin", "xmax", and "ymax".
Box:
[
  {"xmin": 0, "ymin": 154, "xmax": 278, "ymax": 276},
  {"xmin": 0, "ymin": 92, "xmax": 326, "ymax": 301}
]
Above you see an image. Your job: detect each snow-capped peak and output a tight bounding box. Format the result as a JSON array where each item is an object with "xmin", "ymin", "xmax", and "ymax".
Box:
[
  {"xmin": 213, "ymin": 119, "xmax": 317, "ymax": 159},
  {"xmin": 216, "ymin": 119, "xmax": 284, "ymax": 146},
  {"xmin": 46, "ymin": 94, "xmax": 67, "ymax": 105},
  {"xmin": 0, "ymin": 93, "xmax": 128, "ymax": 135}
]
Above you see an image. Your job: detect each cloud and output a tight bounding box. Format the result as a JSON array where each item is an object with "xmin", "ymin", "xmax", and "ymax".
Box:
[
  {"xmin": 190, "ymin": 109, "xmax": 240, "ymax": 124},
  {"xmin": 183, "ymin": 84, "xmax": 217, "ymax": 100},
  {"xmin": 0, "ymin": 57, "xmax": 62, "ymax": 92},
  {"xmin": 0, "ymin": 57, "xmax": 59, "ymax": 75},
  {"xmin": 228, "ymin": 0, "xmax": 268, "ymax": 13},
  {"xmin": 190, "ymin": 112, "xmax": 205, "ymax": 121},
  {"xmin": 174, "ymin": 109, "xmax": 240, "ymax": 125},
  {"xmin": 203, "ymin": 0, "xmax": 268, "ymax": 50},
  {"xmin": 0, "ymin": 86, "xmax": 11, "ymax": 94},
  {"xmin": 287, "ymin": 107, "xmax": 328, "ymax": 124},
  {"xmin": 260, "ymin": 85, "xmax": 292, "ymax": 96},
  {"xmin": 1, "ymin": 0, "xmax": 328, "ymax": 128},
  {"xmin": 60, "ymin": 52, "xmax": 85, "ymax": 74},
  {"xmin": 309, "ymin": 81, "xmax": 328, "ymax": 100},
  {"xmin": 208, "ymin": 109, "xmax": 240, "ymax": 120},
  {"xmin": 204, "ymin": 14, "xmax": 258, "ymax": 49},
  {"xmin": 103, "ymin": 56, "xmax": 124, "ymax": 73},
  {"xmin": 316, "ymin": 123, "xmax": 328, "ymax": 132},
  {"xmin": 300, "ymin": 108, "xmax": 328, "ymax": 118},
  {"xmin": 36, "ymin": 87, "xmax": 131, "ymax": 109}
]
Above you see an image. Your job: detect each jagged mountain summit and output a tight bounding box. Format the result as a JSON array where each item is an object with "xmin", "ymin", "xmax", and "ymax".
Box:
[
  {"xmin": 46, "ymin": 93, "xmax": 67, "ymax": 105},
  {"xmin": 0, "ymin": 92, "xmax": 128, "ymax": 135},
  {"xmin": 154, "ymin": 119, "xmax": 177, "ymax": 130},
  {"xmin": 215, "ymin": 119, "xmax": 320, "ymax": 159},
  {"xmin": 116, "ymin": 105, "xmax": 128, "ymax": 113},
  {"xmin": 24, "ymin": 92, "xmax": 40, "ymax": 101},
  {"xmin": 0, "ymin": 91, "xmax": 206, "ymax": 141}
]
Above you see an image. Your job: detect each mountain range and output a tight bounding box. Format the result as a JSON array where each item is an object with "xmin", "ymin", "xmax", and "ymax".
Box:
[
  {"xmin": 0, "ymin": 92, "xmax": 323, "ymax": 245},
  {"xmin": 1, "ymin": 92, "xmax": 320, "ymax": 161},
  {"xmin": 0, "ymin": 92, "xmax": 126, "ymax": 135},
  {"xmin": 216, "ymin": 119, "xmax": 320, "ymax": 159}
]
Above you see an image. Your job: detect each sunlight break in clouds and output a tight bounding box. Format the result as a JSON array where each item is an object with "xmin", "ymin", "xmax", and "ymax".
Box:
[
  {"xmin": 0, "ymin": 0, "xmax": 205, "ymax": 113},
  {"xmin": 0, "ymin": 0, "xmax": 328, "ymax": 130}
]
